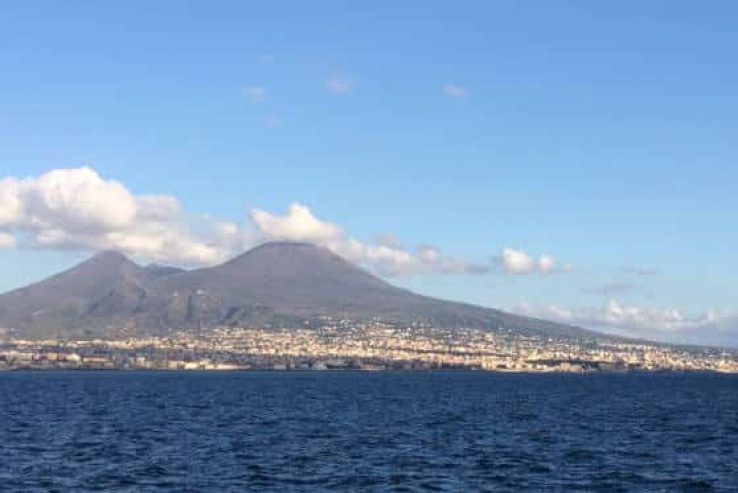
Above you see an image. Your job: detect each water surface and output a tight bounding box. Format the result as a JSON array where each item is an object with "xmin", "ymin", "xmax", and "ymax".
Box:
[{"xmin": 1, "ymin": 371, "xmax": 736, "ymax": 491}]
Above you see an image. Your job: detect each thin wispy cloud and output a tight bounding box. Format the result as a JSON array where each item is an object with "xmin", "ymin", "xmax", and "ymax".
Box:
[
  {"xmin": 375, "ymin": 233, "xmax": 404, "ymax": 250},
  {"xmin": 265, "ymin": 115, "xmax": 283, "ymax": 128},
  {"xmin": 583, "ymin": 283, "xmax": 638, "ymax": 297},
  {"xmin": 442, "ymin": 84, "xmax": 469, "ymax": 99},
  {"xmin": 620, "ymin": 265, "xmax": 660, "ymax": 276},
  {"xmin": 0, "ymin": 232, "xmax": 16, "ymax": 249},
  {"xmin": 243, "ymin": 86, "xmax": 266, "ymax": 104},
  {"xmin": 326, "ymin": 74, "xmax": 355, "ymax": 94}
]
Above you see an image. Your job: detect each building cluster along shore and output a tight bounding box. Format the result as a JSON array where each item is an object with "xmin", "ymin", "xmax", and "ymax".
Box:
[{"xmin": 1, "ymin": 319, "xmax": 736, "ymax": 372}]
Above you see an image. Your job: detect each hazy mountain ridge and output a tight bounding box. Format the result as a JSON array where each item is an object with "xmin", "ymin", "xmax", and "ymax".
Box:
[
  {"xmin": 145, "ymin": 264, "xmax": 188, "ymax": 277},
  {"xmin": 0, "ymin": 242, "xmax": 596, "ymax": 339}
]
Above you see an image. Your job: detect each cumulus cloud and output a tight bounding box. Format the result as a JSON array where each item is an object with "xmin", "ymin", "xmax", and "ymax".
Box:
[
  {"xmin": 515, "ymin": 300, "xmax": 738, "ymax": 347},
  {"xmin": 0, "ymin": 167, "xmax": 568, "ymax": 278},
  {"xmin": 0, "ymin": 167, "xmax": 249, "ymax": 266},
  {"xmin": 334, "ymin": 241, "xmax": 417, "ymax": 276},
  {"xmin": 326, "ymin": 74, "xmax": 355, "ymax": 94},
  {"xmin": 442, "ymin": 84, "xmax": 468, "ymax": 98},
  {"xmin": 495, "ymin": 248, "xmax": 562, "ymax": 275},
  {"xmin": 417, "ymin": 244, "xmax": 440, "ymax": 265},
  {"xmin": 497, "ymin": 248, "xmax": 534, "ymax": 274},
  {"xmin": 250, "ymin": 203, "xmax": 343, "ymax": 244},
  {"xmin": 248, "ymin": 204, "xmax": 497, "ymax": 276},
  {"xmin": 376, "ymin": 233, "xmax": 404, "ymax": 250},
  {"xmin": 0, "ymin": 232, "xmax": 16, "ymax": 249},
  {"xmin": 250, "ymin": 204, "xmax": 425, "ymax": 275},
  {"xmin": 243, "ymin": 86, "xmax": 266, "ymax": 104}
]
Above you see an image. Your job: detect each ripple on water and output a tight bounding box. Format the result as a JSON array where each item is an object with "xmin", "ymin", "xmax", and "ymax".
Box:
[{"xmin": 0, "ymin": 371, "xmax": 737, "ymax": 492}]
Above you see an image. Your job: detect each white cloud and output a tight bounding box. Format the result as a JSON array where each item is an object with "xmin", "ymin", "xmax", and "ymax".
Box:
[
  {"xmin": 498, "ymin": 248, "xmax": 534, "ymax": 273},
  {"xmin": 376, "ymin": 233, "xmax": 404, "ymax": 250},
  {"xmin": 331, "ymin": 239, "xmax": 490, "ymax": 277},
  {"xmin": 249, "ymin": 204, "xmax": 496, "ymax": 276},
  {"xmin": 25, "ymin": 167, "xmax": 137, "ymax": 231},
  {"xmin": 495, "ymin": 248, "xmax": 561, "ymax": 275},
  {"xmin": 250, "ymin": 203, "xmax": 344, "ymax": 244},
  {"xmin": 1, "ymin": 167, "xmax": 567, "ymax": 278},
  {"xmin": 417, "ymin": 245, "xmax": 440, "ymax": 265},
  {"xmin": 515, "ymin": 300, "xmax": 738, "ymax": 347},
  {"xmin": 243, "ymin": 86, "xmax": 266, "ymax": 104},
  {"xmin": 0, "ymin": 167, "xmax": 248, "ymax": 266},
  {"xmin": 326, "ymin": 74, "xmax": 355, "ymax": 94},
  {"xmin": 249, "ymin": 204, "xmax": 418, "ymax": 275},
  {"xmin": 0, "ymin": 178, "xmax": 23, "ymax": 225},
  {"xmin": 538, "ymin": 255, "xmax": 556, "ymax": 273},
  {"xmin": 0, "ymin": 232, "xmax": 16, "ymax": 249},
  {"xmin": 136, "ymin": 195, "xmax": 181, "ymax": 221},
  {"xmin": 442, "ymin": 84, "xmax": 468, "ymax": 98},
  {"xmin": 340, "ymin": 242, "xmax": 417, "ymax": 276}
]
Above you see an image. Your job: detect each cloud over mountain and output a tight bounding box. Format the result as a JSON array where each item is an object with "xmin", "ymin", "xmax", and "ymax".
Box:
[
  {"xmin": 0, "ymin": 167, "xmax": 244, "ymax": 265},
  {"xmin": 250, "ymin": 203, "xmax": 486, "ymax": 276},
  {"xmin": 251, "ymin": 203, "xmax": 343, "ymax": 244},
  {"xmin": 0, "ymin": 242, "xmax": 592, "ymax": 340},
  {"xmin": 0, "ymin": 167, "xmax": 568, "ymax": 278}
]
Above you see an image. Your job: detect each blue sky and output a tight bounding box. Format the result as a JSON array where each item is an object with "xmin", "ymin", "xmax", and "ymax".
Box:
[{"xmin": 1, "ymin": 1, "xmax": 737, "ymax": 344}]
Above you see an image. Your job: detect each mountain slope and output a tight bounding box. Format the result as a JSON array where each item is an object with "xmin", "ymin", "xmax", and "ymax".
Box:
[
  {"xmin": 0, "ymin": 251, "xmax": 153, "ymax": 337},
  {"xmin": 145, "ymin": 264, "xmax": 187, "ymax": 277},
  {"xmin": 0, "ymin": 242, "xmax": 596, "ymax": 339}
]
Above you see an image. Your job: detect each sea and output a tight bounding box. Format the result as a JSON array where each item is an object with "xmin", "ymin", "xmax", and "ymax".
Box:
[{"xmin": 1, "ymin": 371, "xmax": 736, "ymax": 492}]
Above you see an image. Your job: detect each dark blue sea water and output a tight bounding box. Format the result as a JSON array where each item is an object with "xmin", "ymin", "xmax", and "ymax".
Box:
[{"xmin": 1, "ymin": 372, "xmax": 737, "ymax": 492}]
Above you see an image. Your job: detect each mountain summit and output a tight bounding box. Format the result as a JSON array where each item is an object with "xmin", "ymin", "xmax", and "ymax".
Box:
[{"xmin": 0, "ymin": 242, "xmax": 594, "ymax": 339}]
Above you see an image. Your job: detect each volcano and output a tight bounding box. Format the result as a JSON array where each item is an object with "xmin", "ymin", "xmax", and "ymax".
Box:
[{"xmin": 0, "ymin": 242, "xmax": 595, "ymax": 339}]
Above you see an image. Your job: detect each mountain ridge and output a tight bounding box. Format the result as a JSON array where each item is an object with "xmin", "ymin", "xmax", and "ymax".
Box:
[{"xmin": 0, "ymin": 242, "xmax": 598, "ymax": 340}]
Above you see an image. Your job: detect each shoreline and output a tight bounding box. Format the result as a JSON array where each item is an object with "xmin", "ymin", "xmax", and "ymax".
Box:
[{"xmin": 2, "ymin": 367, "xmax": 737, "ymax": 375}]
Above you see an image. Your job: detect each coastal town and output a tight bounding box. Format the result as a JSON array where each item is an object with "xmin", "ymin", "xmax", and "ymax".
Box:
[{"xmin": 1, "ymin": 319, "xmax": 736, "ymax": 373}]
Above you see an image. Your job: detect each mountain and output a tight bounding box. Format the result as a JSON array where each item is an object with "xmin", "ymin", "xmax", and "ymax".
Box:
[
  {"xmin": 0, "ymin": 242, "xmax": 597, "ymax": 339},
  {"xmin": 0, "ymin": 251, "xmax": 154, "ymax": 338},
  {"xmin": 145, "ymin": 264, "xmax": 187, "ymax": 277}
]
